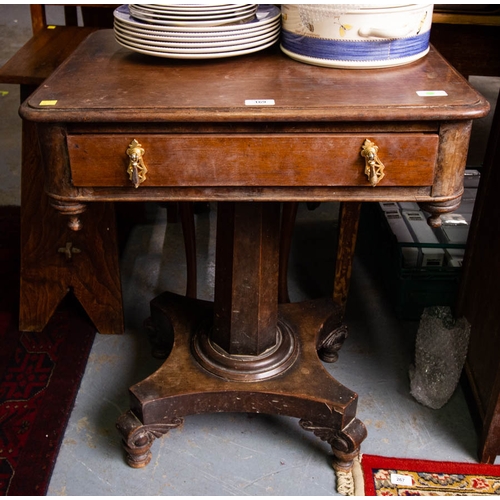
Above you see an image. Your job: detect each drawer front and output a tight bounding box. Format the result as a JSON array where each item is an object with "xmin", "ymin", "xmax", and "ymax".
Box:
[{"xmin": 67, "ymin": 133, "xmax": 438, "ymax": 188}]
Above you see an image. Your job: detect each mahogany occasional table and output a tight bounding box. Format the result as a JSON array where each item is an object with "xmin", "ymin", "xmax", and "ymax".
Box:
[{"xmin": 20, "ymin": 30, "xmax": 489, "ymax": 491}]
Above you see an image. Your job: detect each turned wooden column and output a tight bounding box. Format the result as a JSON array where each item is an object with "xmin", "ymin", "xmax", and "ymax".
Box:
[
  {"xmin": 212, "ymin": 202, "xmax": 281, "ymax": 355},
  {"xmin": 192, "ymin": 202, "xmax": 298, "ymax": 382}
]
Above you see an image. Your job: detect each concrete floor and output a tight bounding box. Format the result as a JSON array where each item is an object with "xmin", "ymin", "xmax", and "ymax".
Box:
[
  {"xmin": 47, "ymin": 199, "xmax": 499, "ymax": 496},
  {"xmin": 1, "ymin": 4, "xmax": 500, "ymax": 496}
]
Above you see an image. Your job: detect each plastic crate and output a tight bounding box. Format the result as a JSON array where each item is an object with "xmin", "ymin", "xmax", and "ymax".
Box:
[
  {"xmin": 361, "ymin": 203, "xmax": 465, "ymax": 320},
  {"xmin": 386, "ymin": 242, "xmax": 462, "ymax": 320}
]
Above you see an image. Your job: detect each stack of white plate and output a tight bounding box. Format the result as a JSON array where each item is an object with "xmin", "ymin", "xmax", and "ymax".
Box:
[
  {"xmin": 113, "ymin": 4, "xmax": 281, "ymax": 59},
  {"xmin": 128, "ymin": 4, "xmax": 259, "ymax": 27}
]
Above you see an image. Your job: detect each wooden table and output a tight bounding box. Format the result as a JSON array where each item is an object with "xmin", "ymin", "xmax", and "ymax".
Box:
[{"xmin": 20, "ymin": 30, "xmax": 489, "ymax": 486}]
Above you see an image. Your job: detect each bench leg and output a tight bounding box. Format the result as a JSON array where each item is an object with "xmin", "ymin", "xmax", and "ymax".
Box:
[{"xmin": 19, "ymin": 116, "xmax": 124, "ymax": 335}]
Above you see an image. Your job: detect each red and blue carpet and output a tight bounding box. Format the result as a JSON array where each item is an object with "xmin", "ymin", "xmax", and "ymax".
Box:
[{"xmin": 0, "ymin": 207, "xmax": 96, "ymax": 495}]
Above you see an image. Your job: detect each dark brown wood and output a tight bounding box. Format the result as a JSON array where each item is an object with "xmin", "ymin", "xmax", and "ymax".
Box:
[
  {"xmin": 333, "ymin": 202, "xmax": 362, "ymax": 316},
  {"xmin": 0, "ymin": 7, "xmax": 126, "ymax": 335},
  {"xmin": 431, "ymin": 24, "xmax": 500, "ymax": 79},
  {"xmin": 30, "ymin": 5, "xmax": 47, "ymax": 35},
  {"xmin": 80, "ymin": 6, "xmax": 116, "ymax": 28},
  {"xmin": 0, "ymin": 26, "xmax": 98, "ymax": 86},
  {"xmin": 430, "ymin": 8, "xmax": 500, "ymax": 465},
  {"xmin": 20, "ymin": 30, "xmax": 490, "ymax": 484},
  {"xmin": 63, "ymin": 6, "xmax": 79, "ymax": 27},
  {"xmin": 0, "ymin": 13, "xmax": 114, "ymax": 333},
  {"xmin": 21, "ymin": 33, "xmax": 489, "ymax": 224},
  {"xmin": 22, "ymin": 37, "xmax": 487, "ymax": 124},
  {"xmin": 67, "ymin": 133, "xmax": 439, "ymax": 188},
  {"xmin": 178, "ymin": 202, "xmax": 197, "ymax": 299},
  {"xmin": 119, "ymin": 292, "xmax": 366, "ymax": 471},
  {"xmin": 212, "ymin": 202, "xmax": 280, "ymax": 357},
  {"xmin": 278, "ymin": 202, "xmax": 299, "ymax": 304},
  {"xmin": 19, "ymin": 117, "xmax": 124, "ymax": 335},
  {"xmin": 457, "ymin": 89, "xmax": 500, "ymax": 464}
]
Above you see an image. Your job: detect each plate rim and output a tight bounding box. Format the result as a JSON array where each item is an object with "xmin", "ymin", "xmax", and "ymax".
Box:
[
  {"xmin": 114, "ymin": 30, "xmax": 279, "ymax": 53},
  {"xmin": 114, "ymin": 4, "xmax": 281, "ymax": 33},
  {"xmin": 114, "ymin": 22, "xmax": 278, "ymax": 47},
  {"xmin": 113, "ymin": 18, "xmax": 279, "ymax": 42},
  {"xmin": 115, "ymin": 34, "xmax": 279, "ymax": 59}
]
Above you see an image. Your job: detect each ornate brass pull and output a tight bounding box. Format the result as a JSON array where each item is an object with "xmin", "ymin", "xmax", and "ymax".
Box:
[
  {"xmin": 361, "ymin": 139, "xmax": 385, "ymax": 187},
  {"xmin": 126, "ymin": 139, "xmax": 148, "ymax": 188}
]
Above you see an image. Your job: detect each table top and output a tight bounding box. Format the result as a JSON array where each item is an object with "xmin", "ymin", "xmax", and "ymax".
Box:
[{"xmin": 21, "ymin": 30, "xmax": 489, "ymax": 124}]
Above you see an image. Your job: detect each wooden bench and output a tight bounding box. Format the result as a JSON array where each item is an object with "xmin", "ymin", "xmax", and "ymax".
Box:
[{"xmin": 0, "ymin": 5, "xmax": 125, "ymax": 334}]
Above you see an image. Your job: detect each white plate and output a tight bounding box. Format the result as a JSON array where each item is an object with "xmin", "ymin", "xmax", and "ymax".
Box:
[
  {"xmin": 114, "ymin": 4, "xmax": 280, "ymax": 33},
  {"xmin": 144, "ymin": 4, "xmax": 249, "ymax": 14},
  {"xmin": 114, "ymin": 22, "xmax": 279, "ymax": 48},
  {"xmin": 113, "ymin": 19, "xmax": 279, "ymax": 44},
  {"xmin": 146, "ymin": 4, "xmax": 239, "ymax": 12},
  {"xmin": 131, "ymin": 4, "xmax": 257, "ymax": 18},
  {"xmin": 129, "ymin": 5, "xmax": 257, "ymax": 26},
  {"xmin": 129, "ymin": 10, "xmax": 256, "ymax": 23},
  {"xmin": 127, "ymin": 10, "xmax": 257, "ymax": 27},
  {"xmin": 115, "ymin": 34, "xmax": 279, "ymax": 59},
  {"xmin": 115, "ymin": 30, "xmax": 279, "ymax": 53},
  {"xmin": 113, "ymin": 16, "xmax": 279, "ymax": 40}
]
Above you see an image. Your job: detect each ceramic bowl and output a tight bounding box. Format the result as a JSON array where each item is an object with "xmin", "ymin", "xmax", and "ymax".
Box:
[{"xmin": 280, "ymin": 3, "xmax": 434, "ymax": 69}]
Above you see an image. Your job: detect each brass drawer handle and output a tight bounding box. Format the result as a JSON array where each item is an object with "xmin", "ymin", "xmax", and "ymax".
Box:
[
  {"xmin": 361, "ymin": 139, "xmax": 385, "ymax": 187},
  {"xmin": 126, "ymin": 139, "xmax": 148, "ymax": 188}
]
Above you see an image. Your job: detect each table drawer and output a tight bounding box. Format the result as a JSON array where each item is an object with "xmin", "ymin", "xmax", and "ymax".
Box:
[{"xmin": 67, "ymin": 133, "xmax": 438, "ymax": 188}]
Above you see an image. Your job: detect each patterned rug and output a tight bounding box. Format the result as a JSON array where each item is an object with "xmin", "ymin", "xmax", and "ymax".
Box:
[
  {"xmin": 0, "ymin": 207, "xmax": 96, "ymax": 495},
  {"xmin": 361, "ymin": 454, "xmax": 500, "ymax": 496}
]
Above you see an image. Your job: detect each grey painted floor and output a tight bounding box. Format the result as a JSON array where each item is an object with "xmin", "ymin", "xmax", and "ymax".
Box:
[
  {"xmin": 1, "ymin": 4, "xmax": 500, "ymax": 496},
  {"xmin": 46, "ymin": 200, "xmax": 497, "ymax": 497}
]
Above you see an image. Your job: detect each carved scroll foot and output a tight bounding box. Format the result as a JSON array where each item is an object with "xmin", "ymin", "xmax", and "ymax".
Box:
[
  {"xmin": 299, "ymin": 418, "xmax": 367, "ymax": 495},
  {"xmin": 116, "ymin": 410, "xmax": 183, "ymax": 468},
  {"xmin": 317, "ymin": 324, "xmax": 349, "ymax": 363}
]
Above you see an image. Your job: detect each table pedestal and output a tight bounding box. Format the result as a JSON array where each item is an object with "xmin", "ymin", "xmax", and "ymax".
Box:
[{"xmin": 116, "ymin": 202, "xmax": 367, "ymax": 488}]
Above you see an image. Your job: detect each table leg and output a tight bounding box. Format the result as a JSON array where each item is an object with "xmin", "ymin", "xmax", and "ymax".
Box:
[
  {"xmin": 278, "ymin": 202, "xmax": 299, "ymax": 304},
  {"xmin": 333, "ymin": 202, "xmax": 362, "ymax": 318},
  {"xmin": 117, "ymin": 201, "xmax": 366, "ymax": 489},
  {"xmin": 276, "ymin": 201, "xmax": 361, "ymax": 364},
  {"xmin": 178, "ymin": 202, "xmax": 197, "ymax": 299}
]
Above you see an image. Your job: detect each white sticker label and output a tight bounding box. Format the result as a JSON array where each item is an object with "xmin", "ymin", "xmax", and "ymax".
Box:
[
  {"xmin": 416, "ymin": 90, "xmax": 448, "ymax": 97},
  {"xmin": 390, "ymin": 473, "xmax": 413, "ymax": 486},
  {"xmin": 245, "ymin": 99, "xmax": 275, "ymax": 106}
]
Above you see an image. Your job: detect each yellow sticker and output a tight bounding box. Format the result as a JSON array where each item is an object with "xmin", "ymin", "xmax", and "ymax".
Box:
[
  {"xmin": 39, "ymin": 100, "xmax": 58, "ymax": 106},
  {"xmin": 47, "ymin": 25, "xmax": 56, "ymax": 29}
]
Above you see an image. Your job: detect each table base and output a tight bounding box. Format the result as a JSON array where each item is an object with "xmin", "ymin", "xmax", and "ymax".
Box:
[{"xmin": 116, "ymin": 291, "xmax": 367, "ymax": 481}]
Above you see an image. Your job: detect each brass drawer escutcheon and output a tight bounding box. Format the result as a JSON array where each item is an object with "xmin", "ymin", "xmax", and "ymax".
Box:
[
  {"xmin": 361, "ymin": 139, "xmax": 385, "ymax": 187},
  {"xmin": 126, "ymin": 139, "xmax": 148, "ymax": 188}
]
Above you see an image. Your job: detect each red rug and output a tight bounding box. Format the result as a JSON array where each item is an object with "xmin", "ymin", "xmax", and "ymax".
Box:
[
  {"xmin": 0, "ymin": 207, "xmax": 96, "ymax": 495},
  {"xmin": 361, "ymin": 454, "xmax": 500, "ymax": 496}
]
